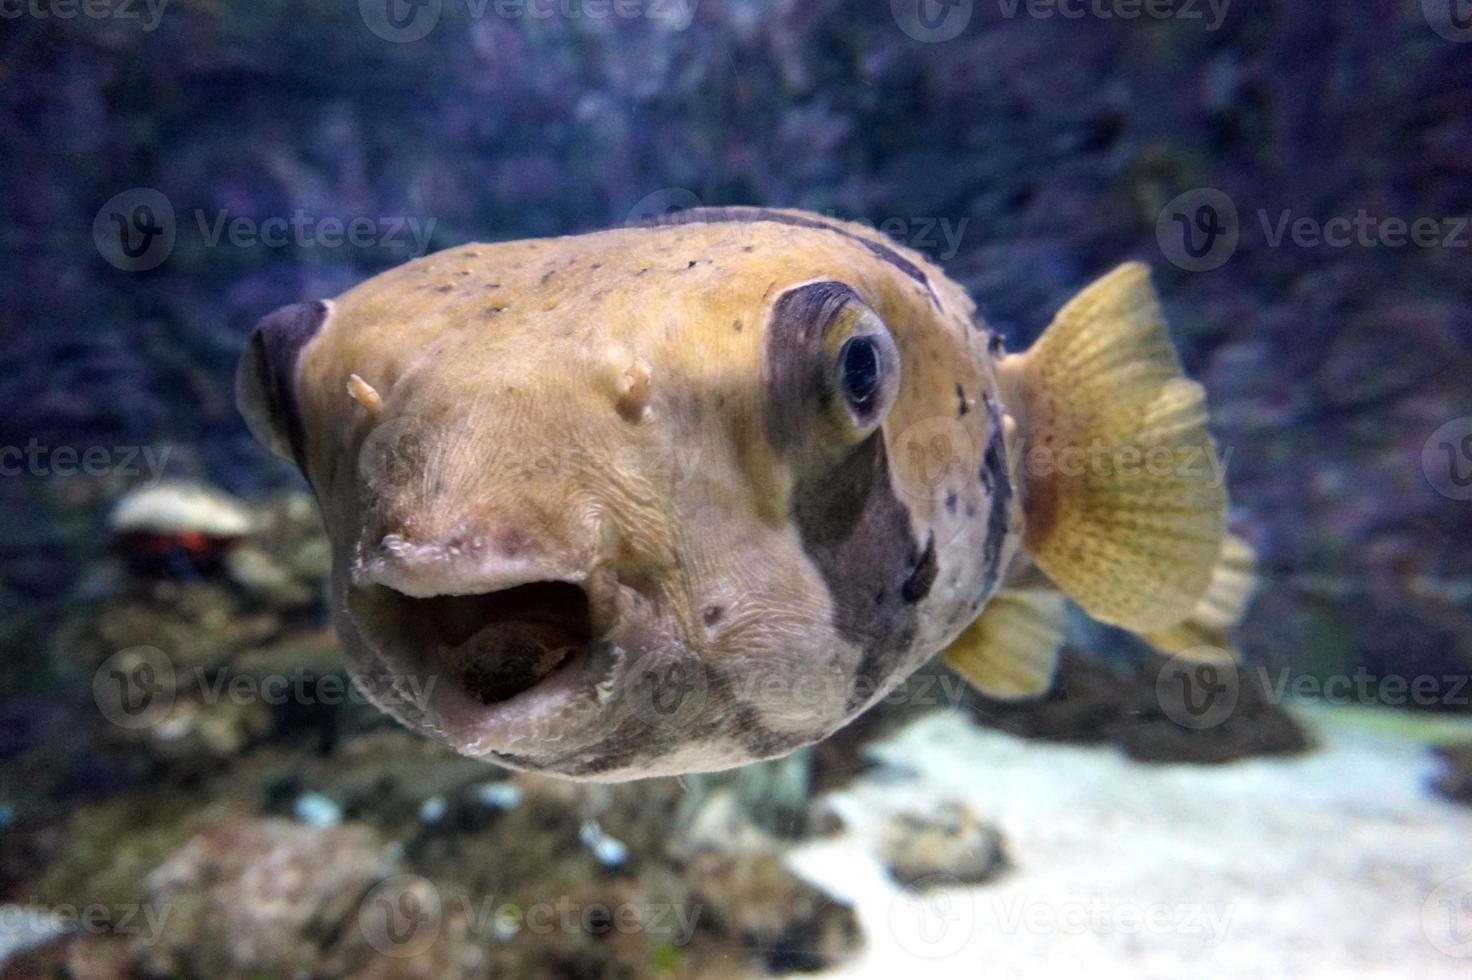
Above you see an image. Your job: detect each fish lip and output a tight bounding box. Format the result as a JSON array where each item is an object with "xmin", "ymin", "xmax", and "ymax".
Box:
[{"xmin": 352, "ymin": 533, "xmax": 591, "ymax": 601}]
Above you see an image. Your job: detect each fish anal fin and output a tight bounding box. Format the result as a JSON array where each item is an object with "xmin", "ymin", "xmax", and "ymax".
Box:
[{"xmin": 943, "ymin": 588, "xmax": 1065, "ymax": 700}]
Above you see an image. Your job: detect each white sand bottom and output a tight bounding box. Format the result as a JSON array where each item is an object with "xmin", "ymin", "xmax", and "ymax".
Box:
[{"xmin": 788, "ymin": 707, "xmax": 1472, "ymax": 979}]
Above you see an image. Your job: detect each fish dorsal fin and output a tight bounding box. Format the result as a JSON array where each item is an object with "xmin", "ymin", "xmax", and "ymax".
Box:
[
  {"xmin": 1141, "ymin": 533, "xmax": 1256, "ymax": 659},
  {"xmin": 943, "ymin": 586, "xmax": 1065, "ymax": 699},
  {"xmin": 997, "ymin": 262, "xmax": 1227, "ymax": 634}
]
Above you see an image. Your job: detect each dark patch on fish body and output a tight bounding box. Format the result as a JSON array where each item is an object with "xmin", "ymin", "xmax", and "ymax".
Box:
[
  {"xmin": 790, "ymin": 436, "xmax": 926, "ymax": 713},
  {"xmin": 763, "ymin": 280, "xmax": 865, "ymax": 453},
  {"xmin": 762, "ymin": 278, "xmax": 929, "ymax": 713},
  {"xmin": 979, "ymin": 428, "xmax": 1011, "ymax": 600},
  {"xmin": 237, "ymin": 300, "xmax": 329, "ymax": 466}
]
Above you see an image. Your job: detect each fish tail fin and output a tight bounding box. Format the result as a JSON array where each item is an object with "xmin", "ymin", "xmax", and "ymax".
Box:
[
  {"xmin": 943, "ymin": 534, "xmax": 1255, "ymax": 699},
  {"xmin": 1140, "ymin": 532, "xmax": 1257, "ymax": 660},
  {"xmin": 997, "ymin": 262, "xmax": 1228, "ymax": 634},
  {"xmin": 943, "ymin": 585, "xmax": 1066, "ymax": 699}
]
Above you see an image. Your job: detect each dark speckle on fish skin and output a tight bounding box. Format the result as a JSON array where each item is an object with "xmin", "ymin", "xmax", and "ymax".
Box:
[
  {"xmin": 733, "ymin": 319, "xmax": 743, "ymax": 333},
  {"xmin": 702, "ymin": 605, "xmax": 725, "ymax": 626},
  {"xmin": 988, "ymin": 333, "xmax": 1005, "ymax": 356},
  {"xmin": 654, "ymin": 207, "xmax": 940, "ymax": 308},
  {"xmin": 956, "ymin": 383, "xmax": 969, "ymax": 417},
  {"xmin": 945, "ymin": 491, "xmax": 958, "ymax": 514}
]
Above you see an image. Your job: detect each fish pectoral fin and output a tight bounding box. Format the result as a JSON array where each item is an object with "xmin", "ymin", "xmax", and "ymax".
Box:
[
  {"xmin": 943, "ymin": 587, "xmax": 1065, "ymax": 700},
  {"xmin": 1140, "ymin": 533, "xmax": 1256, "ymax": 660},
  {"xmin": 997, "ymin": 262, "xmax": 1227, "ymax": 634}
]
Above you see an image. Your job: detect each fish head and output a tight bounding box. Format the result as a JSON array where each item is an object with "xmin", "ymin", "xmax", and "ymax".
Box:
[{"xmin": 237, "ymin": 216, "xmax": 1008, "ymax": 779}]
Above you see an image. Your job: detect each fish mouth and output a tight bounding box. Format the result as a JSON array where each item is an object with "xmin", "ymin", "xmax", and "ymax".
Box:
[
  {"xmin": 344, "ymin": 562, "xmax": 625, "ymax": 755},
  {"xmin": 399, "ymin": 581, "xmax": 593, "ymax": 706}
]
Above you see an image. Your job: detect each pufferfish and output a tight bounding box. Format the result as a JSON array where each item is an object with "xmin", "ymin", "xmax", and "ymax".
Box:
[{"xmin": 237, "ymin": 207, "xmax": 1253, "ymax": 781}]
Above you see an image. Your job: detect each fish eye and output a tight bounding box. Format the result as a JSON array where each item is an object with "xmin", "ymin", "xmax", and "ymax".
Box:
[{"xmin": 839, "ymin": 335, "xmax": 884, "ymax": 419}]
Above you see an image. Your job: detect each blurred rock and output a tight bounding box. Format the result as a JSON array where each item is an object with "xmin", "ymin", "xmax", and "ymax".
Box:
[
  {"xmin": 964, "ymin": 651, "xmax": 1313, "ymax": 765},
  {"xmin": 880, "ymin": 801, "xmax": 1008, "ymax": 889},
  {"xmin": 1433, "ymin": 744, "xmax": 1472, "ymax": 807}
]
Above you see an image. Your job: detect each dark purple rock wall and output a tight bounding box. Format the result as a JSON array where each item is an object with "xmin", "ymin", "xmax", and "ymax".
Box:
[{"xmin": 1, "ymin": 0, "xmax": 1468, "ymax": 690}]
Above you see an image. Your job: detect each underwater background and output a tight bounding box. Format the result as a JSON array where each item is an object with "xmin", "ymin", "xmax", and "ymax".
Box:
[{"xmin": 2, "ymin": 0, "xmax": 1471, "ymax": 976}]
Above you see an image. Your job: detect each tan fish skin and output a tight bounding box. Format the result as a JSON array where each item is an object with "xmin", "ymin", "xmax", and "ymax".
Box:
[{"xmin": 237, "ymin": 207, "xmax": 1244, "ymax": 780}]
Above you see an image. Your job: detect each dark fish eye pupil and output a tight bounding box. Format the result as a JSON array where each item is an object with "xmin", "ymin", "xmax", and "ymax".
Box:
[{"xmin": 840, "ymin": 336, "xmax": 882, "ymax": 416}]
